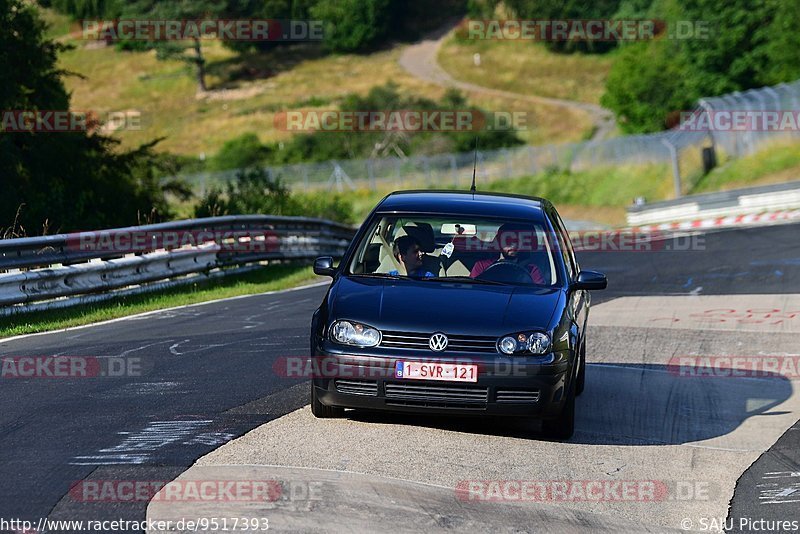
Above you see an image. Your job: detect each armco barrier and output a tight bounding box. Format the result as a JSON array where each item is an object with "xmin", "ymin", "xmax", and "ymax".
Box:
[
  {"xmin": 627, "ymin": 180, "xmax": 800, "ymax": 227},
  {"xmin": 0, "ymin": 215, "xmax": 355, "ymax": 315}
]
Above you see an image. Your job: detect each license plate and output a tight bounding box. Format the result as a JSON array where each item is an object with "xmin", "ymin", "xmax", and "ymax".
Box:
[{"xmin": 395, "ymin": 361, "xmax": 478, "ymax": 383}]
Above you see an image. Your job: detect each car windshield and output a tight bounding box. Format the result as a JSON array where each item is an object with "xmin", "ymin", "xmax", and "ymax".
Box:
[{"xmin": 346, "ymin": 214, "xmax": 561, "ymax": 286}]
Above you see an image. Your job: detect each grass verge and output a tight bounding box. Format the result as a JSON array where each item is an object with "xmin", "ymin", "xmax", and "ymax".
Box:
[
  {"xmin": 0, "ymin": 263, "xmax": 322, "ymax": 339},
  {"xmin": 691, "ymin": 141, "xmax": 800, "ymax": 193}
]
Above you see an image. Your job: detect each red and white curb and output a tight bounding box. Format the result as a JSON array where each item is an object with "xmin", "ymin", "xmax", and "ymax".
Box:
[{"xmin": 634, "ymin": 209, "xmax": 800, "ymax": 233}]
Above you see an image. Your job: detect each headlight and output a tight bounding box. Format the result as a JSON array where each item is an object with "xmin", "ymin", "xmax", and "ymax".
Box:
[
  {"xmin": 329, "ymin": 320, "xmax": 381, "ymax": 347},
  {"xmin": 498, "ymin": 336, "xmax": 518, "ymax": 355},
  {"xmin": 497, "ymin": 332, "xmax": 551, "ymax": 355},
  {"xmin": 526, "ymin": 332, "xmax": 551, "ymax": 354}
]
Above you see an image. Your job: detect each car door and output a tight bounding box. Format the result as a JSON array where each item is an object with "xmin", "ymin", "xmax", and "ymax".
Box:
[{"xmin": 547, "ymin": 207, "xmax": 589, "ymax": 345}]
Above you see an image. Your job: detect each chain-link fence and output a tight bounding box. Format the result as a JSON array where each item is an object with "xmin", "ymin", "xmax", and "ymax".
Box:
[{"xmin": 174, "ymin": 80, "xmax": 800, "ymax": 198}]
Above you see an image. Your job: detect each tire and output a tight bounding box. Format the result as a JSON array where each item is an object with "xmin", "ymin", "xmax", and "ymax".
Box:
[
  {"xmin": 311, "ymin": 383, "xmax": 344, "ymax": 418},
  {"xmin": 542, "ymin": 381, "xmax": 575, "ymax": 441},
  {"xmin": 575, "ymin": 341, "xmax": 586, "ymax": 397}
]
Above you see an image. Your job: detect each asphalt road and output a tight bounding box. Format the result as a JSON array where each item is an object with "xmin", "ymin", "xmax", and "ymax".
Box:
[
  {"xmin": 1, "ymin": 223, "xmax": 799, "ymax": 532},
  {"xmin": 0, "ymin": 286, "xmax": 329, "ymax": 529}
]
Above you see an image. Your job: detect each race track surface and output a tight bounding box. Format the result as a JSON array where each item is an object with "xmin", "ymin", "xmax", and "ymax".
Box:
[{"xmin": 1, "ymin": 223, "xmax": 799, "ymax": 533}]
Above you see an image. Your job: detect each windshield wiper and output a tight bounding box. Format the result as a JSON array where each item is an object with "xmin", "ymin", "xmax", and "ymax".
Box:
[
  {"xmin": 349, "ymin": 272, "xmax": 403, "ymax": 279},
  {"xmin": 421, "ymin": 275, "xmax": 508, "ymax": 286}
]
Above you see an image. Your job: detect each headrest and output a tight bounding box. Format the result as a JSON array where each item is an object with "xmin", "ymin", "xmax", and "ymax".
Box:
[
  {"xmin": 494, "ymin": 223, "xmax": 540, "ymax": 252},
  {"xmin": 402, "ymin": 223, "xmax": 435, "ymax": 253}
]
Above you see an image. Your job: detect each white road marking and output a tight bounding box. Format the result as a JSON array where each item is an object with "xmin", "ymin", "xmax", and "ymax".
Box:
[{"xmin": 70, "ymin": 420, "xmax": 213, "ymax": 465}]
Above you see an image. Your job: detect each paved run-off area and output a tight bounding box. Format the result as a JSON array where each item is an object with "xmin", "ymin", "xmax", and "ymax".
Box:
[{"xmin": 147, "ymin": 293, "xmax": 800, "ymax": 533}]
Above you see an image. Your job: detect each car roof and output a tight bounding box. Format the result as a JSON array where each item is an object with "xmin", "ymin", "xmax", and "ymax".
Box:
[{"xmin": 375, "ymin": 190, "xmax": 549, "ymax": 220}]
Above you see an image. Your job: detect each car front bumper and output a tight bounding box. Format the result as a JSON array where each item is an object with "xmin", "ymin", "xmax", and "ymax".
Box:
[{"xmin": 311, "ymin": 344, "xmax": 572, "ymax": 418}]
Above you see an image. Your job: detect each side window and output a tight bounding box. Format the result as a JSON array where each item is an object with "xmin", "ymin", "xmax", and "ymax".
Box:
[
  {"xmin": 548, "ymin": 210, "xmax": 576, "ymax": 280},
  {"xmin": 553, "ymin": 210, "xmax": 579, "ymax": 273}
]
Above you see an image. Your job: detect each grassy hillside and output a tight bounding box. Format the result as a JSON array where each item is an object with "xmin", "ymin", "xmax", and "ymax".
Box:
[
  {"xmin": 438, "ymin": 35, "xmax": 615, "ymax": 105},
  {"xmin": 45, "ymin": 11, "xmax": 595, "ymax": 158}
]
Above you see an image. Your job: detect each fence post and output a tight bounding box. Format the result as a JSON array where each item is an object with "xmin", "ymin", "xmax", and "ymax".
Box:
[
  {"xmin": 502, "ymin": 149, "xmax": 513, "ymax": 178},
  {"xmin": 302, "ymin": 165, "xmax": 309, "ymax": 191},
  {"xmin": 661, "ymin": 138, "xmax": 682, "ymax": 198},
  {"xmin": 450, "ymin": 154, "xmax": 458, "ymax": 188},
  {"xmin": 395, "ymin": 159, "xmax": 402, "ymax": 188},
  {"xmin": 697, "ymin": 99, "xmax": 717, "ymax": 156},
  {"xmin": 733, "ymin": 92, "xmax": 752, "ymax": 155},
  {"xmin": 550, "ymin": 146, "xmax": 559, "ymax": 169},
  {"xmin": 367, "ymin": 159, "xmax": 376, "ymax": 190},
  {"xmin": 527, "ymin": 146, "xmax": 537, "ymax": 175}
]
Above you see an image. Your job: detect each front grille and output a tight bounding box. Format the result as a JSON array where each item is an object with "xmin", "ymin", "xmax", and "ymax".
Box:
[
  {"xmin": 381, "ymin": 331, "xmax": 498, "ymax": 354},
  {"xmin": 335, "ymin": 379, "xmax": 378, "ymax": 396},
  {"xmin": 496, "ymin": 389, "xmax": 540, "ymax": 403},
  {"xmin": 385, "ymin": 399, "xmax": 486, "ymax": 410},
  {"xmin": 385, "ymin": 382, "xmax": 489, "ymax": 403}
]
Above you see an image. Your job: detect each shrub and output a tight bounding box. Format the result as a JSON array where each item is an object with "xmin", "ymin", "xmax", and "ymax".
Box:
[
  {"xmin": 212, "ymin": 133, "xmax": 269, "ymax": 171},
  {"xmin": 193, "ymin": 167, "xmax": 355, "ymax": 223}
]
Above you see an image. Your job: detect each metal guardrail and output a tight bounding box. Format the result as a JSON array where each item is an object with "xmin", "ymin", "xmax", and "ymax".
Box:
[
  {"xmin": 626, "ymin": 180, "xmax": 800, "ymax": 226},
  {"xmin": 0, "ymin": 216, "xmax": 355, "ymax": 315}
]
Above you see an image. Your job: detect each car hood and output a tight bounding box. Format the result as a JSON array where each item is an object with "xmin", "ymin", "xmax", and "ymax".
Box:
[{"xmin": 328, "ymin": 276, "xmax": 564, "ymax": 336}]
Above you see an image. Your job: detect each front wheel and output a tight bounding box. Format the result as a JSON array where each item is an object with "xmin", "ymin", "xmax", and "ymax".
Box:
[
  {"xmin": 311, "ymin": 383, "xmax": 344, "ymax": 418},
  {"xmin": 542, "ymin": 381, "xmax": 575, "ymax": 440}
]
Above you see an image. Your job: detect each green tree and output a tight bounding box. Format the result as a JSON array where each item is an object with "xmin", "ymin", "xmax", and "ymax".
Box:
[
  {"xmin": 119, "ymin": 0, "xmax": 227, "ymax": 92},
  {"xmin": 39, "ymin": 0, "xmax": 125, "ymax": 18},
  {"xmin": 602, "ymin": 0, "xmax": 800, "ymax": 132},
  {"xmin": 311, "ymin": 0, "xmax": 392, "ymax": 53},
  {"xmin": 754, "ymin": 0, "xmax": 800, "ymax": 85},
  {"xmin": 503, "ymin": 0, "xmax": 622, "ymax": 53},
  {"xmin": 1, "ymin": 0, "xmax": 181, "ymax": 235},
  {"xmin": 601, "ymin": 39, "xmax": 693, "ymax": 133}
]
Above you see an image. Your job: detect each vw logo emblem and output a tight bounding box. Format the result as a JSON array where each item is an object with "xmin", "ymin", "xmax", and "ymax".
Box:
[{"xmin": 429, "ymin": 333, "xmax": 448, "ymax": 352}]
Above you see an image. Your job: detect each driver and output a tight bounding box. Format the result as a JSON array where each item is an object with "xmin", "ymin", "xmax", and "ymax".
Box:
[
  {"xmin": 470, "ymin": 223, "xmax": 545, "ymax": 283},
  {"xmin": 389, "ymin": 235, "xmax": 436, "ymax": 278}
]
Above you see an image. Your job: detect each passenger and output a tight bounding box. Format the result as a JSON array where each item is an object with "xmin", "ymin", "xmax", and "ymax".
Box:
[
  {"xmin": 389, "ymin": 235, "xmax": 435, "ymax": 278},
  {"xmin": 470, "ymin": 223, "xmax": 545, "ymax": 283}
]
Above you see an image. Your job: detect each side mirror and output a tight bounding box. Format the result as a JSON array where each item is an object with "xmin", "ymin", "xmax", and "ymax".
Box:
[
  {"xmin": 573, "ymin": 270, "xmax": 607, "ymax": 290},
  {"xmin": 313, "ymin": 256, "xmax": 336, "ymax": 277}
]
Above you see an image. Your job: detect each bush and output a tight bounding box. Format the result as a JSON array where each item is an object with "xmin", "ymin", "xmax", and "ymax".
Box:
[
  {"xmin": 267, "ymin": 83, "xmax": 524, "ymax": 163},
  {"xmin": 212, "ymin": 133, "xmax": 270, "ymax": 171},
  {"xmin": 193, "ymin": 167, "xmax": 355, "ymax": 224},
  {"xmin": 288, "ymin": 192, "xmax": 355, "ymax": 224}
]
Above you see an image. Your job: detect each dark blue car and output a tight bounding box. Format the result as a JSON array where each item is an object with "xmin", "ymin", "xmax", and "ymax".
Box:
[{"xmin": 311, "ymin": 191, "xmax": 607, "ymax": 439}]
